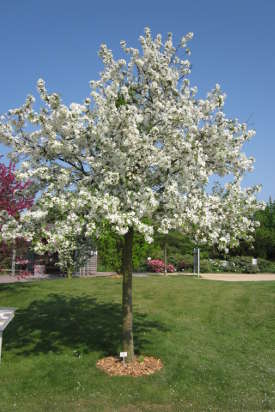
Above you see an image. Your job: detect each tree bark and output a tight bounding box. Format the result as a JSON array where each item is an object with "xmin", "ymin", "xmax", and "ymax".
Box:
[
  {"xmin": 67, "ymin": 266, "xmax": 72, "ymax": 279},
  {"xmin": 164, "ymin": 239, "xmax": 167, "ymax": 276},
  {"xmin": 11, "ymin": 243, "xmax": 16, "ymax": 277},
  {"xmin": 122, "ymin": 227, "xmax": 134, "ymax": 362}
]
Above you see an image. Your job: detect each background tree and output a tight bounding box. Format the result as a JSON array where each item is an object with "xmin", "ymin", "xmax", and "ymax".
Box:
[
  {"xmin": 0, "ymin": 159, "xmax": 33, "ymax": 274},
  {"xmin": 253, "ymin": 198, "xmax": 275, "ymax": 259},
  {"xmin": 219, "ymin": 198, "xmax": 275, "ymax": 260},
  {"xmin": 0, "ymin": 28, "xmax": 262, "ymax": 361}
]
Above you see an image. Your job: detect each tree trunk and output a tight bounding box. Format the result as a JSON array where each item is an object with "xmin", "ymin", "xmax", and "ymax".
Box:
[
  {"xmin": 164, "ymin": 239, "xmax": 167, "ymax": 275},
  {"xmin": 11, "ymin": 243, "xmax": 16, "ymax": 276},
  {"xmin": 122, "ymin": 227, "xmax": 134, "ymax": 362},
  {"xmin": 67, "ymin": 266, "xmax": 72, "ymax": 279}
]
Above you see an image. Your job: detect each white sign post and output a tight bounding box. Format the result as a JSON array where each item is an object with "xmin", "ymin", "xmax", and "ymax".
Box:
[
  {"xmin": 193, "ymin": 248, "xmax": 200, "ymax": 278},
  {"xmin": 120, "ymin": 351, "xmax": 127, "ymax": 364},
  {"xmin": 0, "ymin": 307, "xmax": 16, "ymax": 363}
]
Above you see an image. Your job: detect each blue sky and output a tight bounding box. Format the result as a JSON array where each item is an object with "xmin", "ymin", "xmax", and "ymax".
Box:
[{"xmin": 0, "ymin": 0, "xmax": 274, "ymax": 200}]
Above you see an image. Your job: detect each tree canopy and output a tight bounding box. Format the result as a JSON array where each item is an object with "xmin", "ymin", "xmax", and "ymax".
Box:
[{"xmin": 0, "ymin": 28, "xmax": 261, "ymax": 253}]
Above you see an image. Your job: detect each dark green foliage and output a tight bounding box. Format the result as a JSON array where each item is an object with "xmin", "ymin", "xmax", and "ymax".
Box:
[
  {"xmin": 97, "ymin": 228, "xmax": 197, "ymax": 272},
  {"xmin": 96, "ymin": 229, "xmax": 123, "ymax": 272},
  {"xmin": 155, "ymin": 230, "xmax": 194, "ymax": 256},
  {"xmin": 96, "ymin": 228, "xmax": 160, "ymax": 272},
  {"xmin": 199, "ymin": 259, "xmax": 213, "ymax": 273},
  {"xmin": 257, "ymin": 258, "xmax": 275, "ymax": 273},
  {"xmin": 181, "ymin": 254, "xmax": 194, "ymax": 271},
  {"xmin": 253, "ymin": 199, "xmax": 275, "ymax": 259},
  {"xmin": 233, "ymin": 198, "xmax": 275, "ymax": 260}
]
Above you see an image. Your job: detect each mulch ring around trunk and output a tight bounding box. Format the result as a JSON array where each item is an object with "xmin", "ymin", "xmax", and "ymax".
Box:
[{"xmin": 96, "ymin": 356, "xmax": 163, "ymax": 377}]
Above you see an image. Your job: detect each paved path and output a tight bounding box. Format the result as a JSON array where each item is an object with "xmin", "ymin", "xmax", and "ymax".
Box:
[
  {"xmin": 199, "ymin": 273, "xmax": 275, "ymax": 282},
  {"xmin": 1, "ymin": 272, "xmax": 275, "ymax": 284},
  {"xmin": 0, "ymin": 274, "xmax": 62, "ymax": 284}
]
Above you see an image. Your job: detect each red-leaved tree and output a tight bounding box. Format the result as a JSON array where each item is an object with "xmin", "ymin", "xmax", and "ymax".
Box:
[{"xmin": 0, "ymin": 158, "xmax": 34, "ymax": 275}]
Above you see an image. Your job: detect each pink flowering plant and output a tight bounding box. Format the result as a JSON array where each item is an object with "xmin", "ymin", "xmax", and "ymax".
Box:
[
  {"xmin": 16, "ymin": 269, "xmax": 32, "ymax": 280},
  {"xmin": 147, "ymin": 259, "xmax": 175, "ymax": 273}
]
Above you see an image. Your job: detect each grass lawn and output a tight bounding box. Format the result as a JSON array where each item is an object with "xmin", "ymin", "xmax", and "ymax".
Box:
[{"xmin": 0, "ymin": 276, "xmax": 275, "ymax": 411}]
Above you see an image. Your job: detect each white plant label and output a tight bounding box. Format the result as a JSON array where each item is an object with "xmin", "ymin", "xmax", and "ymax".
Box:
[
  {"xmin": 0, "ymin": 308, "xmax": 15, "ymax": 332},
  {"xmin": 0, "ymin": 307, "xmax": 16, "ymax": 363},
  {"xmin": 119, "ymin": 352, "xmax": 127, "ymax": 358},
  {"xmin": 120, "ymin": 352, "xmax": 127, "ymax": 358}
]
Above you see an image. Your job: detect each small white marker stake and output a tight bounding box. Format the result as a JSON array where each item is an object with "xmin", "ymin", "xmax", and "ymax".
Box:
[{"xmin": 120, "ymin": 352, "xmax": 127, "ymax": 364}]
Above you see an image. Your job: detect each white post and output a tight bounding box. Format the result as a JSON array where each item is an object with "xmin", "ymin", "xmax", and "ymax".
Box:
[
  {"xmin": 197, "ymin": 248, "xmax": 200, "ymax": 278},
  {"xmin": 0, "ymin": 332, "xmax": 3, "ymax": 363}
]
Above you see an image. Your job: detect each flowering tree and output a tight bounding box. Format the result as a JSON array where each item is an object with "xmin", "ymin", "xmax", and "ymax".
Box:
[
  {"xmin": 0, "ymin": 160, "xmax": 33, "ymax": 217},
  {"xmin": 0, "ymin": 28, "xmax": 262, "ymax": 361},
  {"xmin": 0, "ymin": 159, "xmax": 33, "ymax": 274}
]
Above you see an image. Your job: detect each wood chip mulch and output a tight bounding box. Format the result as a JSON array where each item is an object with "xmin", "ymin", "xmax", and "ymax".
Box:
[{"xmin": 96, "ymin": 356, "xmax": 163, "ymax": 377}]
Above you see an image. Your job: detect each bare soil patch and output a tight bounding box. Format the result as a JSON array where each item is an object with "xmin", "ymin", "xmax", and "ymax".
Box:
[{"xmin": 96, "ymin": 356, "xmax": 163, "ymax": 377}]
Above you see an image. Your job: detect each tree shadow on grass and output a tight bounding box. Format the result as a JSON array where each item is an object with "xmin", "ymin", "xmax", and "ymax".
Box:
[
  {"xmin": 4, "ymin": 293, "xmax": 168, "ymax": 357},
  {"xmin": 0, "ymin": 282, "xmax": 36, "ymax": 292},
  {"xmin": 0, "ymin": 280, "xmax": 58, "ymax": 294}
]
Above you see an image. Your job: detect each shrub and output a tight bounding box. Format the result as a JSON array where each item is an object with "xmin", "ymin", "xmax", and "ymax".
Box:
[
  {"xmin": 168, "ymin": 253, "xmax": 185, "ymax": 270},
  {"xmin": 199, "ymin": 259, "xmax": 212, "ymax": 273},
  {"xmin": 177, "ymin": 260, "xmax": 186, "ymax": 271},
  {"xmin": 257, "ymin": 258, "xmax": 275, "ymax": 273},
  {"xmin": 181, "ymin": 254, "xmax": 194, "ymax": 271},
  {"xmin": 208, "ymin": 256, "xmax": 260, "ymax": 273},
  {"xmin": 228, "ymin": 256, "xmax": 259, "ymax": 273},
  {"xmin": 147, "ymin": 259, "xmax": 176, "ymax": 273}
]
